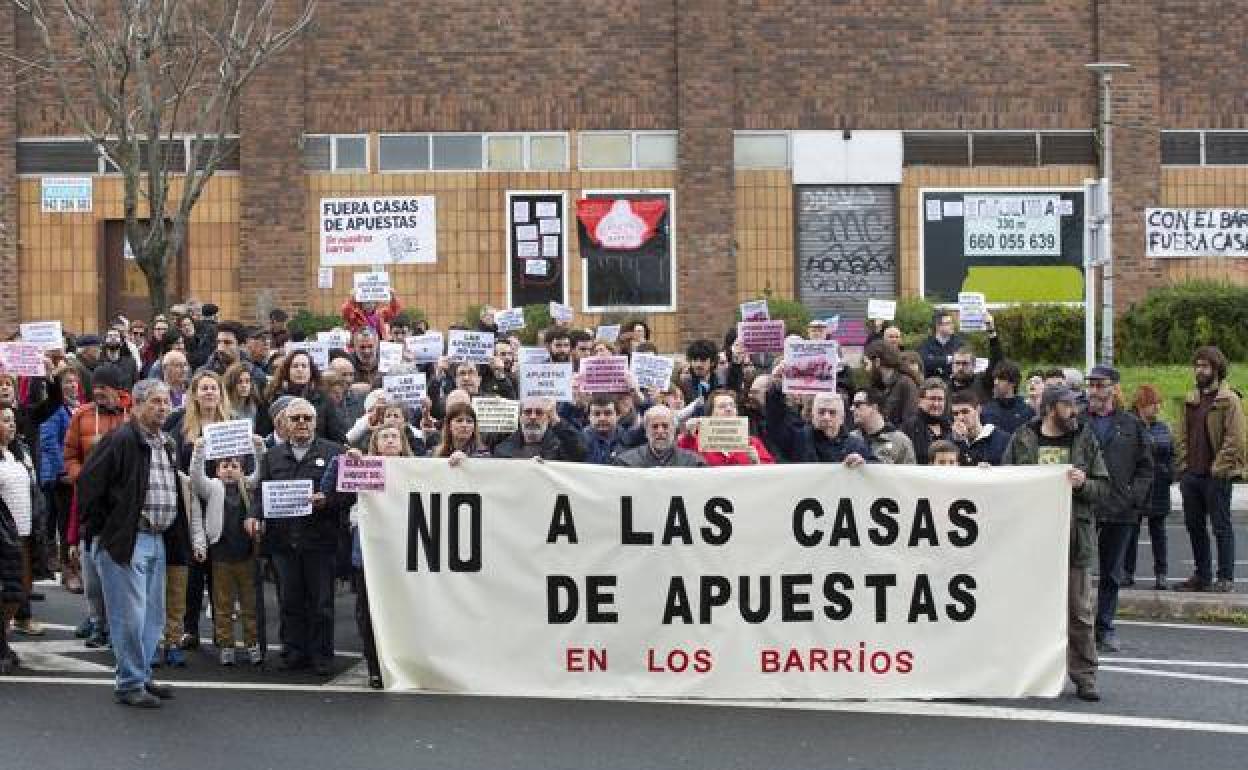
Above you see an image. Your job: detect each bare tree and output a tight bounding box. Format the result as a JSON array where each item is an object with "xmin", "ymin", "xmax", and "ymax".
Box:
[{"xmin": 12, "ymin": 0, "xmax": 315, "ymax": 311}]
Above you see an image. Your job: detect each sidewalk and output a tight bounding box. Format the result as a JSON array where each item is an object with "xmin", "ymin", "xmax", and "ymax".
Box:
[
  {"xmin": 1117, "ymin": 586, "xmax": 1247, "ymax": 622},
  {"xmin": 1170, "ymin": 484, "xmax": 1248, "ymax": 521}
]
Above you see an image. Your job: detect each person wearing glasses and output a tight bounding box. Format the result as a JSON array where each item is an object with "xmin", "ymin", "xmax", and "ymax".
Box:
[
  {"xmin": 1082, "ymin": 365, "xmax": 1154, "ymax": 655},
  {"xmin": 246, "ymin": 398, "xmax": 346, "ymax": 676},
  {"xmin": 848, "ymin": 390, "xmax": 915, "ymax": 465},
  {"xmin": 494, "ymin": 396, "xmax": 586, "ymax": 462}
]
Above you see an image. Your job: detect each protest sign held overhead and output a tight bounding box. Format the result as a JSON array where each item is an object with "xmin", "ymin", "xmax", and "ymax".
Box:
[
  {"xmin": 0, "ymin": 343, "xmax": 45, "ymax": 377},
  {"xmin": 595, "ymin": 325, "xmax": 621, "ymax": 344},
  {"xmin": 520, "ymin": 346, "xmax": 551, "ymax": 365},
  {"xmin": 548, "ymin": 302, "xmax": 574, "ymax": 324},
  {"xmin": 520, "ymin": 362, "xmax": 574, "ymax": 402},
  {"xmin": 202, "ymin": 420, "xmax": 256, "ymax": 461},
  {"xmin": 782, "ymin": 338, "xmax": 839, "ymax": 394},
  {"xmin": 262, "ymin": 480, "xmax": 314, "ymax": 519},
  {"xmin": 353, "ymin": 271, "xmax": 391, "ymax": 303},
  {"xmin": 406, "ymin": 332, "xmax": 443, "ymax": 365},
  {"xmin": 320, "ymin": 195, "xmax": 437, "ymax": 266},
  {"xmin": 866, "ymin": 299, "xmax": 896, "ymax": 322},
  {"xmin": 447, "ymin": 330, "xmax": 495, "ymax": 364},
  {"xmin": 737, "ymin": 321, "xmax": 786, "ymax": 354},
  {"xmin": 316, "ymin": 329, "xmax": 352, "ymax": 350},
  {"xmin": 378, "ymin": 341, "xmax": 404, "ymax": 373},
  {"xmin": 579, "ymin": 355, "xmax": 630, "ymax": 393},
  {"xmin": 383, "ymin": 372, "xmax": 427, "ymax": 407},
  {"xmin": 359, "ymin": 461, "xmax": 1070, "ymax": 699},
  {"xmin": 740, "ymin": 299, "xmax": 769, "ymax": 322},
  {"xmin": 19, "ymin": 321, "xmax": 63, "ymax": 351},
  {"xmin": 495, "ymin": 307, "xmax": 526, "ymax": 333},
  {"xmin": 629, "ymin": 353, "xmax": 675, "ymax": 392}
]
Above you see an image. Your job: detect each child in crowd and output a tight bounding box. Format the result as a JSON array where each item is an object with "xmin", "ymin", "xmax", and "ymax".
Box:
[
  {"xmin": 928, "ymin": 439, "xmax": 960, "ymax": 467},
  {"xmin": 189, "ymin": 436, "xmax": 266, "ymax": 666}
]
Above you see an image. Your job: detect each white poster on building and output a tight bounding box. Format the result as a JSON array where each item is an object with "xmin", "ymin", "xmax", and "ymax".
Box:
[
  {"xmin": 359, "ymin": 461, "xmax": 1070, "ymax": 699},
  {"xmin": 40, "ymin": 177, "xmax": 93, "ymax": 213},
  {"xmin": 963, "ymin": 195, "xmax": 1061, "ymax": 257},
  {"xmin": 1145, "ymin": 208, "xmax": 1248, "ymax": 258},
  {"xmin": 320, "ymin": 196, "xmax": 437, "ymax": 265}
]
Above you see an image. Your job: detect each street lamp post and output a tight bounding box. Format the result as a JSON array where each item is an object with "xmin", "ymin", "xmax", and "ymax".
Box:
[{"xmin": 1086, "ymin": 61, "xmax": 1132, "ymax": 366}]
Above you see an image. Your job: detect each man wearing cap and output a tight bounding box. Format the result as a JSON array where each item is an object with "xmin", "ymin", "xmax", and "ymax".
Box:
[
  {"xmin": 1003, "ymin": 385, "xmax": 1110, "ymax": 702},
  {"xmin": 806, "ymin": 318, "xmax": 829, "ymax": 342},
  {"xmin": 1083, "ymin": 365, "xmax": 1154, "ymax": 652},
  {"xmin": 70, "ymin": 334, "xmax": 103, "ymax": 394},
  {"xmin": 76, "ymin": 379, "xmax": 188, "ymax": 708}
]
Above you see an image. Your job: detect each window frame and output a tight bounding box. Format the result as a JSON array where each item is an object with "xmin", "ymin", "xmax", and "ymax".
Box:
[
  {"xmin": 378, "ymin": 133, "xmax": 431, "ymax": 173},
  {"xmin": 18, "ymin": 135, "xmax": 241, "ymax": 176},
  {"xmin": 329, "ymin": 133, "xmax": 370, "ymax": 173},
  {"xmin": 732, "ymin": 130, "xmax": 792, "ymax": 169},
  {"xmin": 580, "ymin": 187, "xmax": 678, "ymax": 314}
]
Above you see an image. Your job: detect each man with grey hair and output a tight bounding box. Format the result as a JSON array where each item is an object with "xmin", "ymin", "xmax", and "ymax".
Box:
[
  {"xmin": 494, "ymin": 396, "xmax": 586, "ymax": 461},
  {"xmin": 613, "ymin": 405, "xmax": 706, "ymax": 468},
  {"xmin": 247, "ymin": 396, "xmax": 345, "ymax": 675},
  {"xmin": 77, "ymin": 379, "xmax": 189, "ymax": 708}
]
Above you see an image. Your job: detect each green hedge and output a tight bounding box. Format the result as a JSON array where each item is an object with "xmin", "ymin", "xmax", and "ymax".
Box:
[
  {"xmin": 288, "ymin": 310, "xmax": 342, "ymax": 337},
  {"xmin": 1119, "ymin": 282, "xmax": 1248, "ymax": 364}
]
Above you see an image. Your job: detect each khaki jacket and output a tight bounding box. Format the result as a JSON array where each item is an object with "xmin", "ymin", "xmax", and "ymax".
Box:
[{"xmin": 1175, "ymin": 384, "xmax": 1247, "ymax": 480}]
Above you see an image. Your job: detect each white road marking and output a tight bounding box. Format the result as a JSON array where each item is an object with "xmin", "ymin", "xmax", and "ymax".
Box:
[
  {"xmin": 1101, "ymin": 665, "xmax": 1248, "ymax": 687},
  {"xmin": 1117, "ymin": 619, "xmax": 1248, "ymax": 633},
  {"xmin": 7, "ymin": 640, "xmax": 113, "ymax": 673},
  {"xmin": 2, "ymin": 677, "xmax": 1248, "ymax": 735},
  {"xmin": 1102, "ymin": 657, "xmax": 1248, "ymax": 668}
]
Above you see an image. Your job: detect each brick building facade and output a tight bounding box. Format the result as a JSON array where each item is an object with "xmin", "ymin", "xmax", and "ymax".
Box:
[{"xmin": 2, "ymin": 1, "xmax": 1246, "ymax": 348}]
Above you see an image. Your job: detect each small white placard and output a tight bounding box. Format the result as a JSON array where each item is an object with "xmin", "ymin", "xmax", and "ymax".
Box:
[
  {"xmin": 262, "ymin": 480, "xmax": 313, "ymax": 519},
  {"xmin": 202, "ymin": 420, "xmax": 256, "ymax": 461}
]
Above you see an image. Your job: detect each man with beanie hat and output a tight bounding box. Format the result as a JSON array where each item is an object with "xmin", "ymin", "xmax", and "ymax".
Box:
[
  {"xmin": 71, "ymin": 334, "xmax": 103, "ymax": 394},
  {"xmin": 1003, "ymin": 385, "xmax": 1111, "ymax": 702}
]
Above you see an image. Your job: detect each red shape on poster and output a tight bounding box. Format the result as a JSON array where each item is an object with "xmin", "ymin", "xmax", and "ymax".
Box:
[{"xmin": 576, "ymin": 199, "xmax": 667, "ymax": 251}]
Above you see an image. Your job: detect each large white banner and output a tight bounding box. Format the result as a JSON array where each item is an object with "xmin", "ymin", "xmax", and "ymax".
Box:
[
  {"xmin": 359, "ymin": 461, "xmax": 1071, "ymax": 700},
  {"xmin": 1146, "ymin": 208, "xmax": 1248, "ymax": 258},
  {"xmin": 320, "ymin": 195, "xmax": 437, "ymax": 265}
]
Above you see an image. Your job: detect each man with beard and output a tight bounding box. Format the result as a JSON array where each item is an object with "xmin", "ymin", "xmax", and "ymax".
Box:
[
  {"xmin": 494, "ymin": 396, "xmax": 586, "ymax": 461},
  {"xmin": 980, "ymin": 360, "xmax": 1035, "ymax": 435},
  {"xmin": 613, "ymin": 405, "xmax": 706, "ymax": 468},
  {"xmin": 582, "ymin": 396, "xmax": 633, "ymax": 465},
  {"xmin": 349, "ymin": 329, "xmax": 381, "ymax": 388},
  {"xmin": 199, "ymin": 321, "xmax": 268, "ymax": 392},
  {"xmin": 1174, "ymin": 346, "xmax": 1245, "ymax": 593},
  {"xmin": 849, "ymin": 390, "xmax": 915, "ymax": 464},
  {"xmin": 864, "ymin": 340, "xmax": 918, "ymax": 427},
  {"xmin": 950, "ymin": 390, "xmax": 1011, "ymax": 466},
  {"xmin": 679, "ymin": 339, "xmax": 724, "ymax": 403},
  {"xmin": 918, "ymin": 311, "xmax": 965, "ymax": 380},
  {"xmin": 901, "ymin": 378, "xmax": 956, "ymax": 465},
  {"xmin": 1082, "ymin": 365, "xmax": 1153, "ymax": 654},
  {"xmin": 244, "ymin": 327, "xmax": 272, "ymax": 375},
  {"xmin": 99, "ymin": 328, "xmax": 139, "ymax": 391},
  {"xmin": 493, "ymin": 338, "xmax": 519, "ymax": 389},
  {"xmin": 1004, "ymin": 385, "xmax": 1110, "ymax": 702},
  {"xmin": 543, "ymin": 329, "xmax": 586, "ymax": 429}
]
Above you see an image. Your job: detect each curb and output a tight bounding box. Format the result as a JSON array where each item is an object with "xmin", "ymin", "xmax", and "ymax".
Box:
[{"xmin": 1117, "ymin": 588, "xmax": 1248, "ymax": 622}]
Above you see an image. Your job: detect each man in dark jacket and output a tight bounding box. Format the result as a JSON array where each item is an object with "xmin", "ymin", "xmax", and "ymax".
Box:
[
  {"xmin": 765, "ymin": 377, "xmax": 871, "ymax": 466},
  {"xmin": 948, "ymin": 315, "xmax": 1001, "ymax": 403},
  {"xmin": 613, "ymin": 405, "xmax": 706, "ymax": 467},
  {"xmin": 1003, "ymin": 385, "xmax": 1111, "ymax": 703},
  {"xmin": 245, "ymin": 397, "xmax": 345, "ymax": 676},
  {"xmin": 917, "ymin": 311, "xmax": 964, "ymax": 380},
  {"xmin": 901, "ymin": 378, "xmax": 956, "ymax": 465},
  {"xmin": 951, "ymin": 390, "xmax": 1011, "ymax": 466},
  {"xmin": 981, "ymin": 360, "xmax": 1036, "ymax": 435},
  {"xmin": 495, "ymin": 397, "xmax": 586, "ymax": 461},
  {"xmin": 76, "ymin": 379, "xmax": 186, "ymax": 708},
  {"xmin": 864, "ymin": 340, "xmax": 918, "ymax": 427},
  {"xmin": 581, "ymin": 395, "xmax": 640, "ymax": 465},
  {"xmin": 1083, "ymin": 366, "xmax": 1154, "ymax": 654}
]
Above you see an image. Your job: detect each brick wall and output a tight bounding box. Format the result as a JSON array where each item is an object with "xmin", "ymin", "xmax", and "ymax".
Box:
[{"xmin": 0, "ymin": 4, "xmax": 17, "ymax": 336}]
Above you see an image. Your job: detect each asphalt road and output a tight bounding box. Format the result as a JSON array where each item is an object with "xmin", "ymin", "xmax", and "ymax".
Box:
[{"xmin": 2, "ymin": 573, "xmax": 1245, "ymax": 770}]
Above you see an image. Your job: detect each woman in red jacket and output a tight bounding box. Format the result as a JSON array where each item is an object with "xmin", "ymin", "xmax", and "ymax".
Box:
[{"xmin": 677, "ymin": 389, "xmax": 775, "ymax": 466}]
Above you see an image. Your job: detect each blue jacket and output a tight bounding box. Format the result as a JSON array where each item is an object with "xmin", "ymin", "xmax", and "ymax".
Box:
[
  {"xmin": 981, "ymin": 396, "xmax": 1036, "ymax": 436},
  {"xmin": 37, "ymin": 405, "xmax": 73, "ymax": 483},
  {"xmin": 955, "ymin": 423, "xmax": 1012, "ymax": 466}
]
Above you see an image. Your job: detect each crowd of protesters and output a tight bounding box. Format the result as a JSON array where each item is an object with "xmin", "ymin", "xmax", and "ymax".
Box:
[{"xmin": 0, "ymin": 296, "xmax": 1243, "ymax": 709}]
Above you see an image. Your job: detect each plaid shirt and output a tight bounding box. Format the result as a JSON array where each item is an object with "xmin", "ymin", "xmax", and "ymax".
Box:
[{"xmin": 141, "ymin": 430, "xmax": 179, "ymax": 533}]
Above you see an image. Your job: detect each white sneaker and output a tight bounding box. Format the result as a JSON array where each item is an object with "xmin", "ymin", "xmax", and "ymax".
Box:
[
  {"xmin": 247, "ymin": 646, "xmax": 264, "ymax": 666},
  {"xmin": 220, "ymin": 647, "xmax": 235, "ymax": 666}
]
